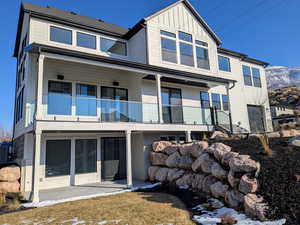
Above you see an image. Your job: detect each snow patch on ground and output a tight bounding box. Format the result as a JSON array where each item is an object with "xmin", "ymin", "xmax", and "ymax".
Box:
[
  {"xmin": 22, "ymin": 182, "xmax": 161, "ymax": 208},
  {"xmin": 193, "ymin": 205, "xmax": 286, "ymax": 225}
]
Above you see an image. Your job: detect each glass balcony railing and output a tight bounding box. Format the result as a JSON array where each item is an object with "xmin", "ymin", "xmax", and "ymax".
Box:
[{"xmin": 41, "ymin": 95, "xmax": 213, "ymax": 125}]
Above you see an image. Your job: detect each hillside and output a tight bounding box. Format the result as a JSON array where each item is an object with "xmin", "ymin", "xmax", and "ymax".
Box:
[
  {"xmin": 268, "ymin": 86, "xmax": 300, "ymax": 110},
  {"xmin": 266, "ymin": 66, "xmax": 300, "ymax": 90}
]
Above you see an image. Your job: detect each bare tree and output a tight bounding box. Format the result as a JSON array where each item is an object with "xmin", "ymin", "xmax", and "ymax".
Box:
[{"xmin": 0, "ymin": 126, "xmax": 12, "ymax": 142}]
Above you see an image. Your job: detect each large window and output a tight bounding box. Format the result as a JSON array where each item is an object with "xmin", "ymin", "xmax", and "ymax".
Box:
[
  {"xmin": 48, "ymin": 81, "xmax": 72, "ymax": 115},
  {"xmin": 196, "ymin": 43, "xmax": 209, "ymax": 70},
  {"xmin": 161, "ymin": 31, "xmax": 177, "ymax": 63},
  {"xmin": 218, "ymin": 55, "xmax": 231, "ymax": 72},
  {"xmin": 252, "ymin": 68, "xmax": 262, "ymax": 87},
  {"xmin": 50, "ymin": 26, "xmax": 72, "ymax": 45},
  {"xmin": 75, "ymin": 139, "xmax": 97, "ymax": 174},
  {"xmin": 46, "ymin": 140, "xmax": 71, "ymax": 177},
  {"xmin": 212, "ymin": 93, "xmax": 221, "ymax": 110},
  {"xmin": 15, "ymin": 87, "xmax": 24, "ymax": 123},
  {"xmin": 161, "ymin": 87, "xmax": 183, "ymax": 123},
  {"xmin": 77, "ymin": 32, "xmax": 96, "ymax": 49},
  {"xmin": 76, "ymin": 84, "xmax": 97, "ymax": 116},
  {"xmin": 243, "ymin": 65, "xmax": 252, "ymax": 86},
  {"xmin": 179, "ymin": 31, "xmax": 194, "ymax": 67},
  {"xmin": 222, "ymin": 95, "xmax": 229, "ymax": 111},
  {"xmin": 100, "ymin": 38, "xmax": 127, "ymax": 56},
  {"xmin": 200, "ymin": 91, "xmax": 210, "ymax": 108}
]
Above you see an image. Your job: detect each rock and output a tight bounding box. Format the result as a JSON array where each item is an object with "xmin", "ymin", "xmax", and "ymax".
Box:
[
  {"xmin": 289, "ymin": 136, "xmax": 300, "ymax": 147},
  {"xmin": 179, "ymin": 143, "xmax": 194, "ymax": 155},
  {"xmin": 191, "ymin": 174, "xmax": 206, "ymax": 190},
  {"xmin": 221, "ymin": 152, "xmax": 239, "ymax": 167},
  {"xmin": 178, "ymin": 154, "xmax": 193, "ymax": 169},
  {"xmin": 155, "ymin": 167, "xmax": 169, "ymax": 183},
  {"xmin": 229, "ymin": 155, "xmax": 258, "ymax": 173},
  {"xmin": 244, "ymin": 194, "xmax": 268, "ymax": 221},
  {"xmin": 202, "ymin": 175, "xmax": 218, "ymax": 194},
  {"xmin": 163, "ymin": 145, "xmax": 179, "ymax": 155},
  {"xmin": 191, "ymin": 141, "xmax": 209, "ymax": 158},
  {"xmin": 175, "ymin": 173, "xmax": 193, "ymax": 187},
  {"xmin": 148, "ymin": 166, "xmax": 160, "ymax": 182},
  {"xmin": 210, "ymin": 131, "xmax": 229, "ymax": 140},
  {"xmin": 208, "ymin": 143, "xmax": 231, "ymax": 162},
  {"xmin": 211, "ymin": 162, "xmax": 228, "ymax": 180},
  {"xmin": 166, "ymin": 151, "xmax": 181, "ymax": 168},
  {"xmin": 239, "ymin": 174, "xmax": 258, "ymax": 194},
  {"xmin": 150, "ymin": 152, "xmax": 168, "ymax": 166},
  {"xmin": 208, "ymin": 198, "xmax": 224, "ymax": 209},
  {"xmin": 267, "ymin": 132, "xmax": 281, "ymax": 138},
  {"xmin": 220, "ymin": 213, "xmax": 237, "ymax": 225},
  {"xmin": 225, "ymin": 190, "xmax": 244, "ymax": 210},
  {"xmin": 0, "ymin": 181, "xmax": 20, "ymax": 193},
  {"xmin": 0, "ymin": 166, "xmax": 21, "ymax": 182},
  {"xmin": 167, "ymin": 168, "xmax": 185, "ymax": 182},
  {"xmin": 227, "ymin": 170, "xmax": 240, "ymax": 188},
  {"xmin": 210, "ymin": 181, "xmax": 229, "ymax": 198},
  {"xmin": 193, "ymin": 153, "xmax": 216, "ymax": 174},
  {"xmin": 152, "ymin": 141, "xmax": 172, "ymax": 152}
]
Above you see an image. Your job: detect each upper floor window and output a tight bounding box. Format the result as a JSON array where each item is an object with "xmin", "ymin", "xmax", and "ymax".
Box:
[
  {"xmin": 218, "ymin": 55, "xmax": 231, "ymax": 72},
  {"xmin": 161, "ymin": 31, "xmax": 177, "ymax": 63},
  {"xmin": 179, "ymin": 42, "xmax": 194, "ymax": 67},
  {"xmin": 200, "ymin": 91, "xmax": 210, "ymax": 108},
  {"xmin": 252, "ymin": 68, "xmax": 262, "ymax": 87},
  {"xmin": 243, "ymin": 65, "xmax": 252, "ymax": 86},
  {"xmin": 196, "ymin": 41, "xmax": 209, "ymax": 70},
  {"xmin": 212, "ymin": 93, "xmax": 221, "ymax": 110},
  {"xmin": 179, "ymin": 31, "xmax": 192, "ymax": 43},
  {"xmin": 77, "ymin": 32, "xmax": 96, "ymax": 49},
  {"xmin": 100, "ymin": 37, "xmax": 127, "ymax": 56},
  {"xmin": 222, "ymin": 95, "xmax": 229, "ymax": 111},
  {"xmin": 50, "ymin": 26, "xmax": 72, "ymax": 45}
]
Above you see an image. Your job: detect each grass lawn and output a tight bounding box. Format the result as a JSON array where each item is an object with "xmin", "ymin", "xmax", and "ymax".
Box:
[{"xmin": 0, "ymin": 192, "xmax": 195, "ymax": 225}]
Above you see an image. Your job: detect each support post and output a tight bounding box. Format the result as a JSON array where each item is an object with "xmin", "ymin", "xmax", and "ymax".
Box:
[
  {"xmin": 226, "ymin": 85, "xmax": 233, "ymax": 134},
  {"xmin": 126, "ymin": 130, "xmax": 132, "ymax": 188},
  {"xmin": 155, "ymin": 74, "xmax": 163, "ymax": 123},
  {"xmin": 185, "ymin": 130, "xmax": 192, "ymax": 143},
  {"xmin": 35, "ymin": 54, "xmax": 45, "ymax": 120},
  {"xmin": 30, "ymin": 130, "xmax": 41, "ymax": 203}
]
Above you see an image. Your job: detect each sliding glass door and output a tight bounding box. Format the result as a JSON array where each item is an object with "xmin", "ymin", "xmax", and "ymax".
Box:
[
  {"xmin": 162, "ymin": 87, "xmax": 183, "ymax": 123},
  {"xmin": 101, "ymin": 86, "xmax": 128, "ymax": 122}
]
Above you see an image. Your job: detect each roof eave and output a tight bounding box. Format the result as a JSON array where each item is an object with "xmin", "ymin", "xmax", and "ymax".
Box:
[{"xmin": 13, "ymin": 3, "xmax": 25, "ymax": 58}]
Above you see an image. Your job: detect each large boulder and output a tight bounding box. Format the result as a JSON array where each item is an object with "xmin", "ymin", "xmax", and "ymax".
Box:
[
  {"xmin": 191, "ymin": 141, "xmax": 209, "ymax": 158},
  {"xmin": 175, "ymin": 173, "xmax": 193, "ymax": 187},
  {"xmin": 202, "ymin": 175, "xmax": 218, "ymax": 194},
  {"xmin": 163, "ymin": 145, "xmax": 179, "ymax": 155},
  {"xmin": 221, "ymin": 152, "xmax": 239, "ymax": 167},
  {"xmin": 210, "ymin": 181, "xmax": 229, "ymax": 198},
  {"xmin": 167, "ymin": 168, "xmax": 185, "ymax": 182},
  {"xmin": 244, "ymin": 194, "xmax": 268, "ymax": 221},
  {"xmin": 179, "ymin": 143, "xmax": 194, "ymax": 155},
  {"xmin": 211, "ymin": 162, "xmax": 228, "ymax": 180},
  {"xmin": 152, "ymin": 141, "xmax": 172, "ymax": 152},
  {"xmin": 289, "ymin": 136, "xmax": 300, "ymax": 148},
  {"xmin": 198, "ymin": 153, "xmax": 216, "ymax": 174},
  {"xmin": 155, "ymin": 167, "xmax": 169, "ymax": 183},
  {"xmin": 208, "ymin": 143, "xmax": 231, "ymax": 162},
  {"xmin": 229, "ymin": 155, "xmax": 258, "ymax": 173},
  {"xmin": 0, "ymin": 166, "xmax": 21, "ymax": 182},
  {"xmin": 225, "ymin": 190, "xmax": 245, "ymax": 210},
  {"xmin": 150, "ymin": 152, "xmax": 168, "ymax": 166},
  {"xmin": 178, "ymin": 154, "xmax": 193, "ymax": 170},
  {"xmin": 0, "ymin": 181, "xmax": 20, "ymax": 193},
  {"xmin": 148, "ymin": 166, "xmax": 160, "ymax": 182},
  {"xmin": 191, "ymin": 174, "xmax": 206, "ymax": 190},
  {"xmin": 239, "ymin": 174, "xmax": 258, "ymax": 194},
  {"xmin": 227, "ymin": 170, "xmax": 241, "ymax": 188},
  {"xmin": 210, "ymin": 131, "xmax": 229, "ymax": 140},
  {"xmin": 166, "ymin": 151, "xmax": 181, "ymax": 168}
]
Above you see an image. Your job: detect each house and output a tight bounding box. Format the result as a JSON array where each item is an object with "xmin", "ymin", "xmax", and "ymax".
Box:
[
  {"xmin": 270, "ymin": 105, "xmax": 297, "ymax": 130},
  {"xmin": 12, "ymin": 0, "xmax": 272, "ymax": 202}
]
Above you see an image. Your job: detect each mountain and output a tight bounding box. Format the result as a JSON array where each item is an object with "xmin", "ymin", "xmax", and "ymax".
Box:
[{"xmin": 265, "ymin": 66, "xmax": 300, "ymax": 90}]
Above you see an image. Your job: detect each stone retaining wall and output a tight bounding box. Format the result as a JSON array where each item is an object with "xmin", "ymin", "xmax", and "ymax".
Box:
[
  {"xmin": 0, "ymin": 165, "xmax": 20, "ymax": 193},
  {"xmin": 148, "ymin": 141, "xmax": 268, "ymax": 220}
]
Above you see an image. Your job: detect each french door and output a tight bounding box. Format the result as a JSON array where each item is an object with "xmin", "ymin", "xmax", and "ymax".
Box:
[{"xmin": 161, "ymin": 87, "xmax": 183, "ymax": 123}]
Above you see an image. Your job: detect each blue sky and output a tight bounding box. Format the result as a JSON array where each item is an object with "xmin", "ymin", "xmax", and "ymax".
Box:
[{"xmin": 0, "ymin": 0, "xmax": 299, "ymax": 130}]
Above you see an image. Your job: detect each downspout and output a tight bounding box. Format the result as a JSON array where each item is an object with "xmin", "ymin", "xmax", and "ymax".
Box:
[{"xmin": 228, "ymin": 82, "xmax": 235, "ymax": 134}]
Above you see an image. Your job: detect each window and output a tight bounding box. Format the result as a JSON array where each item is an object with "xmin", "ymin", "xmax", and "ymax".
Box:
[
  {"xmin": 222, "ymin": 95, "xmax": 229, "ymax": 111},
  {"xmin": 195, "ymin": 40, "xmax": 208, "ymax": 47},
  {"xmin": 50, "ymin": 26, "xmax": 72, "ymax": 45},
  {"xmin": 48, "ymin": 81, "xmax": 72, "ymax": 115},
  {"xmin": 15, "ymin": 87, "xmax": 24, "ymax": 123},
  {"xmin": 46, "ymin": 140, "xmax": 71, "ymax": 177},
  {"xmin": 100, "ymin": 38, "xmax": 127, "ymax": 56},
  {"xmin": 218, "ymin": 55, "xmax": 231, "ymax": 72},
  {"xmin": 161, "ymin": 37, "xmax": 177, "ymax": 63},
  {"xmin": 200, "ymin": 91, "xmax": 210, "ymax": 108},
  {"xmin": 212, "ymin": 93, "xmax": 221, "ymax": 110},
  {"xmin": 160, "ymin": 30, "xmax": 176, "ymax": 38},
  {"xmin": 252, "ymin": 68, "xmax": 262, "ymax": 87},
  {"xmin": 76, "ymin": 84, "xmax": 97, "ymax": 116},
  {"xmin": 161, "ymin": 87, "xmax": 183, "ymax": 124},
  {"xmin": 196, "ymin": 45, "xmax": 209, "ymax": 70},
  {"xmin": 179, "ymin": 31, "xmax": 192, "ymax": 42},
  {"xmin": 180, "ymin": 42, "xmax": 194, "ymax": 66},
  {"xmin": 77, "ymin": 32, "xmax": 96, "ymax": 49},
  {"xmin": 243, "ymin": 65, "xmax": 252, "ymax": 86},
  {"xmin": 75, "ymin": 139, "xmax": 97, "ymax": 174}
]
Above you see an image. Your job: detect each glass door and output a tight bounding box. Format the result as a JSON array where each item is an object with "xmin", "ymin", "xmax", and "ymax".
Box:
[{"xmin": 162, "ymin": 87, "xmax": 183, "ymax": 124}]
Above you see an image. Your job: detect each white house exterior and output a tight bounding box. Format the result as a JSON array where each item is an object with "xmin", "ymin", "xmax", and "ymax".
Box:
[{"xmin": 12, "ymin": 0, "xmax": 272, "ymax": 202}]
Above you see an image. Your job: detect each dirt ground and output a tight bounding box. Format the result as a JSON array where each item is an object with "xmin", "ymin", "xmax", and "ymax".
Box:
[{"xmin": 222, "ymin": 137, "xmax": 300, "ymax": 225}]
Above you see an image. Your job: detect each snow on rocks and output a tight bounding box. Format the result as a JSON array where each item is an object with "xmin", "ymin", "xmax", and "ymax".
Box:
[{"xmin": 148, "ymin": 141, "xmax": 268, "ymax": 221}]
